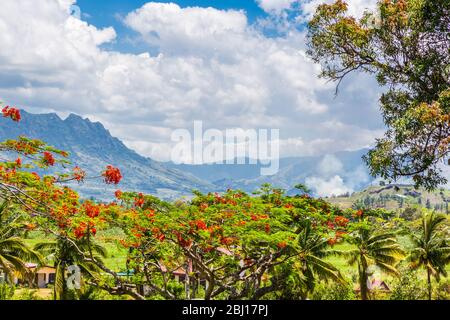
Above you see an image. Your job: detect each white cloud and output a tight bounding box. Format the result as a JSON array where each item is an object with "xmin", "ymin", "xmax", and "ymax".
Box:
[
  {"xmin": 0, "ymin": 1, "xmax": 384, "ymax": 162},
  {"xmin": 298, "ymin": 0, "xmax": 378, "ymax": 22},
  {"xmin": 126, "ymin": 3, "xmax": 247, "ymax": 38},
  {"xmin": 257, "ymin": 0, "xmax": 298, "ymax": 13},
  {"xmin": 257, "ymin": 1, "xmax": 378, "ymax": 21}
]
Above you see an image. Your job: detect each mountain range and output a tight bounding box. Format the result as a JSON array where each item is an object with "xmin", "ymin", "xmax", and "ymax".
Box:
[
  {"xmin": 0, "ymin": 110, "xmax": 375, "ymax": 199},
  {"xmin": 0, "ymin": 110, "xmax": 213, "ymax": 200}
]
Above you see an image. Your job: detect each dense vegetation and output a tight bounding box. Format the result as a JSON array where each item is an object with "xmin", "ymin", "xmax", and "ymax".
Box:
[{"xmin": 0, "ymin": 106, "xmax": 449, "ymax": 300}]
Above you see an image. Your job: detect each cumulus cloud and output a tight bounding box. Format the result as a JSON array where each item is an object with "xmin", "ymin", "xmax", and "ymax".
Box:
[
  {"xmin": 257, "ymin": 0, "xmax": 298, "ymax": 13},
  {"xmin": 257, "ymin": 0, "xmax": 378, "ymax": 19},
  {"xmin": 298, "ymin": 0, "xmax": 378, "ymax": 21},
  {"xmin": 0, "ymin": 0, "xmax": 383, "ymax": 162}
]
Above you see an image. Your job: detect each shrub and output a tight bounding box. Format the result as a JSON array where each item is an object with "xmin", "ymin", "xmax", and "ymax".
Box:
[
  {"xmin": 311, "ymin": 281, "xmax": 356, "ymax": 300},
  {"xmin": 390, "ymin": 268, "xmax": 427, "ymax": 300},
  {"xmin": 0, "ymin": 283, "xmax": 15, "ymax": 300}
]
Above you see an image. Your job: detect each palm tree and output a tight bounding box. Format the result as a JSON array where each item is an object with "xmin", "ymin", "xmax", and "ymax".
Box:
[
  {"xmin": 35, "ymin": 236, "xmax": 107, "ymax": 300},
  {"xmin": 408, "ymin": 211, "xmax": 450, "ymax": 300},
  {"xmin": 0, "ymin": 201, "xmax": 43, "ymax": 283},
  {"xmin": 337, "ymin": 224, "xmax": 403, "ymax": 300},
  {"xmin": 296, "ymin": 221, "xmax": 345, "ymax": 299}
]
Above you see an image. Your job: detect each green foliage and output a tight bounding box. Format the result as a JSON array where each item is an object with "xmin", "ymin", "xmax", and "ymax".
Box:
[
  {"xmin": 407, "ymin": 211, "xmax": 450, "ymax": 299},
  {"xmin": 307, "ymin": 0, "xmax": 450, "ymax": 190},
  {"xmin": 0, "ymin": 283, "xmax": 15, "ymax": 300},
  {"xmin": 311, "ymin": 281, "xmax": 356, "ymax": 300},
  {"xmin": 12, "ymin": 289, "xmax": 42, "ymax": 300},
  {"xmin": 390, "ymin": 266, "xmax": 428, "ymax": 300},
  {"xmin": 334, "ymin": 214, "xmax": 404, "ymax": 300},
  {"xmin": 0, "ymin": 201, "xmax": 43, "ymax": 278},
  {"xmin": 435, "ymin": 279, "xmax": 450, "ymax": 300},
  {"xmin": 35, "ymin": 237, "xmax": 107, "ymax": 300}
]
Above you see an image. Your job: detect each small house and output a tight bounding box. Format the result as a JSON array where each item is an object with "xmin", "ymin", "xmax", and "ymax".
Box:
[
  {"xmin": 355, "ymin": 278, "xmax": 391, "ymax": 293},
  {"xmin": 24, "ymin": 263, "xmax": 56, "ymax": 288}
]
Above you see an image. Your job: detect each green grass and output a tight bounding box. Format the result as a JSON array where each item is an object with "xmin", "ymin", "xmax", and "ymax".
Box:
[
  {"xmin": 23, "ymin": 231, "xmax": 128, "ymax": 272},
  {"xmin": 100, "ymin": 242, "xmax": 128, "ymax": 271}
]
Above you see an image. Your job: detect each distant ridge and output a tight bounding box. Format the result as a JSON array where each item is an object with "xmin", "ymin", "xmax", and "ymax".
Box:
[
  {"xmin": 0, "ymin": 110, "xmax": 213, "ymax": 199},
  {"xmin": 1, "ymin": 109, "xmax": 378, "ymax": 199}
]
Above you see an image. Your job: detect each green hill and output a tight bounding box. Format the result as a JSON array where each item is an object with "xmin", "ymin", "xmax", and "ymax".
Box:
[{"xmin": 327, "ymin": 184, "xmax": 450, "ymax": 214}]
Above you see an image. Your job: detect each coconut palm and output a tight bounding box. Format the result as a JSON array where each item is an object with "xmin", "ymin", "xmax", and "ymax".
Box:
[
  {"xmin": 408, "ymin": 211, "xmax": 450, "ymax": 300},
  {"xmin": 0, "ymin": 201, "xmax": 43, "ymax": 283},
  {"xmin": 336, "ymin": 224, "xmax": 403, "ymax": 300},
  {"xmin": 296, "ymin": 220, "xmax": 345, "ymax": 299},
  {"xmin": 35, "ymin": 236, "xmax": 107, "ymax": 300}
]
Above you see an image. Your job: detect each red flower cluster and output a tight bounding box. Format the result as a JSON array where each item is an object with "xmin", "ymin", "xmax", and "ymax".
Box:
[
  {"xmin": 115, "ymin": 190, "xmax": 123, "ymax": 199},
  {"xmin": 335, "ymin": 230, "xmax": 346, "ymax": 238},
  {"xmin": 214, "ymin": 193, "xmax": 227, "ymax": 204},
  {"xmin": 15, "ymin": 158, "xmax": 22, "ymax": 167},
  {"xmin": 220, "ymin": 237, "xmax": 234, "ymax": 246},
  {"xmin": 174, "ymin": 231, "xmax": 192, "ymax": 248},
  {"xmin": 25, "ymin": 223, "xmax": 37, "ymax": 231},
  {"xmin": 334, "ymin": 216, "xmax": 349, "ymax": 227},
  {"xmin": 73, "ymin": 166, "xmax": 86, "ymax": 182},
  {"xmin": 250, "ymin": 214, "xmax": 269, "ymax": 221},
  {"xmin": 354, "ymin": 210, "xmax": 364, "ymax": 218},
  {"xmin": 103, "ymin": 165, "xmax": 122, "ymax": 184},
  {"xmin": 74, "ymin": 225, "xmax": 85, "ymax": 239},
  {"xmin": 195, "ymin": 220, "xmax": 207, "ymax": 230},
  {"xmin": 277, "ymin": 241, "xmax": 287, "ymax": 249},
  {"xmin": 84, "ymin": 202, "xmax": 100, "ymax": 218},
  {"xmin": 326, "ymin": 221, "xmax": 335, "ymax": 230},
  {"xmin": 145, "ymin": 209, "xmax": 155, "ymax": 218},
  {"xmin": 43, "ymin": 152, "xmax": 55, "ymax": 166},
  {"xmin": 134, "ymin": 193, "xmax": 145, "ymax": 207},
  {"xmin": 327, "ymin": 238, "xmax": 337, "ymax": 246},
  {"xmin": 74, "ymin": 223, "xmax": 97, "ymax": 239},
  {"xmin": 2, "ymin": 106, "xmax": 21, "ymax": 122}
]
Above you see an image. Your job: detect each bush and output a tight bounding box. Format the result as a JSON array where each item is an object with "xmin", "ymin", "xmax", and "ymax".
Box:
[
  {"xmin": 435, "ymin": 280, "xmax": 450, "ymax": 300},
  {"xmin": 390, "ymin": 268, "xmax": 427, "ymax": 300},
  {"xmin": 0, "ymin": 283, "xmax": 15, "ymax": 300},
  {"xmin": 12, "ymin": 289, "xmax": 43, "ymax": 300},
  {"xmin": 311, "ymin": 281, "xmax": 356, "ymax": 300}
]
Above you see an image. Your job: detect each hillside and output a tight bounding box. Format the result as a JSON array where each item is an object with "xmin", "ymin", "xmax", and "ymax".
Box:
[
  {"xmin": 171, "ymin": 149, "xmax": 374, "ymax": 195},
  {"xmin": 0, "ymin": 110, "xmax": 213, "ymax": 199},
  {"xmin": 328, "ymin": 184, "xmax": 450, "ymax": 213}
]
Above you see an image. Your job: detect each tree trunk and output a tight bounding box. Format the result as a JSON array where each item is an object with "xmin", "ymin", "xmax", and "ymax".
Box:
[
  {"xmin": 359, "ymin": 262, "xmax": 369, "ymax": 300},
  {"xmin": 427, "ymin": 268, "xmax": 432, "ymax": 300},
  {"xmin": 185, "ymin": 260, "xmax": 191, "ymax": 300}
]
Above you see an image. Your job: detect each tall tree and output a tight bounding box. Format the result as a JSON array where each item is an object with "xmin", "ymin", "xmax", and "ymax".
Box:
[
  {"xmin": 296, "ymin": 220, "xmax": 345, "ymax": 299},
  {"xmin": 408, "ymin": 211, "xmax": 450, "ymax": 299},
  {"xmin": 307, "ymin": 0, "xmax": 450, "ymax": 190},
  {"xmin": 337, "ymin": 217, "xmax": 403, "ymax": 300},
  {"xmin": 35, "ymin": 237, "xmax": 107, "ymax": 300}
]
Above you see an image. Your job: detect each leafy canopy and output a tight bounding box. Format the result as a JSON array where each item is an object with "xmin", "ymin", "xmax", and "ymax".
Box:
[{"xmin": 307, "ymin": 0, "xmax": 450, "ymax": 190}]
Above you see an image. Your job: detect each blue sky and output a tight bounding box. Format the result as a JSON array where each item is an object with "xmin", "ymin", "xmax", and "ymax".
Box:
[
  {"xmin": 78, "ymin": 0, "xmax": 266, "ymax": 24},
  {"xmin": 77, "ymin": 0, "xmax": 268, "ymax": 52}
]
